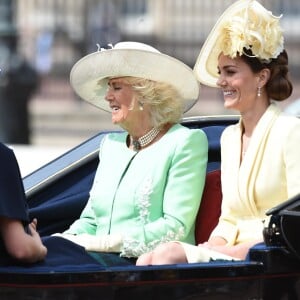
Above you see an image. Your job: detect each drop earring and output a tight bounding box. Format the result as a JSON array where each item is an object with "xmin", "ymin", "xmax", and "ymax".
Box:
[
  {"xmin": 257, "ymin": 86, "xmax": 261, "ymax": 97},
  {"xmin": 138, "ymin": 101, "xmax": 144, "ymax": 111}
]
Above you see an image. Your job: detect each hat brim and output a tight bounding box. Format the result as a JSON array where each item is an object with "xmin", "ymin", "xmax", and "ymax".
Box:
[
  {"xmin": 70, "ymin": 48, "xmax": 200, "ymax": 113},
  {"xmin": 193, "ymin": 0, "xmax": 257, "ymax": 87}
]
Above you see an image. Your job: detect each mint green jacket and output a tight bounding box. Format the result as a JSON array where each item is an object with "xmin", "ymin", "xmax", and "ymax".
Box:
[{"xmin": 66, "ymin": 124, "xmax": 208, "ymax": 257}]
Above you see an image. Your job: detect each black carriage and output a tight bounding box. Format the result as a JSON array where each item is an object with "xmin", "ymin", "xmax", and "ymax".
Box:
[{"xmin": 0, "ymin": 115, "xmax": 299, "ymax": 300}]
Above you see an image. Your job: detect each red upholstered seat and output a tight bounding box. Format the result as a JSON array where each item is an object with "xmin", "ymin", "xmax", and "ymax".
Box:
[{"xmin": 195, "ymin": 169, "xmax": 222, "ymax": 244}]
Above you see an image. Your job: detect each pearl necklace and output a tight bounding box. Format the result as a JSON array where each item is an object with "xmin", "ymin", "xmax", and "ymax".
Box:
[{"xmin": 130, "ymin": 127, "xmax": 160, "ymax": 151}]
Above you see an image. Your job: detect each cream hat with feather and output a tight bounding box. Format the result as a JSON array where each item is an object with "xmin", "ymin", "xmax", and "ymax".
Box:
[{"xmin": 194, "ymin": 0, "xmax": 284, "ymax": 87}]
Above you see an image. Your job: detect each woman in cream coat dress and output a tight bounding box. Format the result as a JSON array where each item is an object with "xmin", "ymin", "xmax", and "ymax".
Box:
[{"xmin": 136, "ymin": 0, "xmax": 300, "ymax": 265}]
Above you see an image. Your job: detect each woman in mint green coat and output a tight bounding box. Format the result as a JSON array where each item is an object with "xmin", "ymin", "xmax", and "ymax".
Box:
[{"xmin": 56, "ymin": 41, "xmax": 208, "ymax": 265}]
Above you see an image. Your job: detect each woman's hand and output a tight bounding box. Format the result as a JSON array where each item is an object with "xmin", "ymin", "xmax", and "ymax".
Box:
[
  {"xmin": 199, "ymin": 238, "xmax": 262, "ymax": 260},
  {"xmin": 199, "ymin": 236, "xmax": 227, "ymax": 248}
]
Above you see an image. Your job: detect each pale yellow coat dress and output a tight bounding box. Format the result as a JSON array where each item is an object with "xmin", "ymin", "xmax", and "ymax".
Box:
[{"xmin": 181, "ymin": 103, "xmax": 300, "ymax": 262}]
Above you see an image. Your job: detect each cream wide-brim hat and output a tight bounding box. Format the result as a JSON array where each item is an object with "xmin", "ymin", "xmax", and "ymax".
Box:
[
  {"xmin": 70, "ymin": 41, "xmax": 200, "ymax": 113},
  {"xmin": 194, "ymin": 0, "xmax": 283, "ymax": 87}
]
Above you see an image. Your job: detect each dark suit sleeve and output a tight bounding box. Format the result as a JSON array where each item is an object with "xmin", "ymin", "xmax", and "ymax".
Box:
[{"xmin": 0, "ymin": 143, "xmax": 29, "ymax": 223}]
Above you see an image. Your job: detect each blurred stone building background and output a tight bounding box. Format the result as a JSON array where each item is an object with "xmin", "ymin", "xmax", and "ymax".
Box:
[{"xmin": 1, "ymin": 0, "xmax": 300, "ymax": 149}]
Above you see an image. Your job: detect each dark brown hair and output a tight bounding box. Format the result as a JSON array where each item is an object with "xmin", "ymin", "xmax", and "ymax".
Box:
[{"xmin": 240, "ymin": 49, "xmax": 293, "ymax": 101}]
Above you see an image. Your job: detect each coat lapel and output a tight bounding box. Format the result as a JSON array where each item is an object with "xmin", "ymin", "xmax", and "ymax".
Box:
[{"xmin": 238, "ymin": 103, "xmax": 281, "ymax": 215}]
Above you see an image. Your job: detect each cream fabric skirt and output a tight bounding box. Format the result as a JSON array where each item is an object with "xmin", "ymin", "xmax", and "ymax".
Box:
[{"xmin": 177, "ymin": 242, "xmax": 241, "ymax": 263}]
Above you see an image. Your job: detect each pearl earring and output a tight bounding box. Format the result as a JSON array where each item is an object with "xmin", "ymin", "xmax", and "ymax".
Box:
[{"xmin": 257, "ymin": 86, "xmax": 261, "ymax": 97}]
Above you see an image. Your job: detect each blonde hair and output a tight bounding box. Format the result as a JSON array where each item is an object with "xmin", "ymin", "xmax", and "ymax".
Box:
[{"xmin": 123, "ymin": 77, "xmax": 184, "ymax": 128}]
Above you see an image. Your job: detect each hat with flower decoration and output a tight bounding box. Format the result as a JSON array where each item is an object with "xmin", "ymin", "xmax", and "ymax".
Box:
[
  {"xmin": 70, "ymin": 41, "xmax": 200, "ymax": 113},
  {"xmin": 194, "ymin": 0, "xmax": 284, "ymax": 87}
]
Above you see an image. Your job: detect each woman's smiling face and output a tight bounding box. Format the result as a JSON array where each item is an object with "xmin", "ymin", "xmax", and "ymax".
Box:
[
  {"xmin": 216, "ymin": 54, "xmax": 260, "ymax": 112},
  {"xmin": 105, "ymin": 77, "xmax": 137, "ymax": 125}
]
